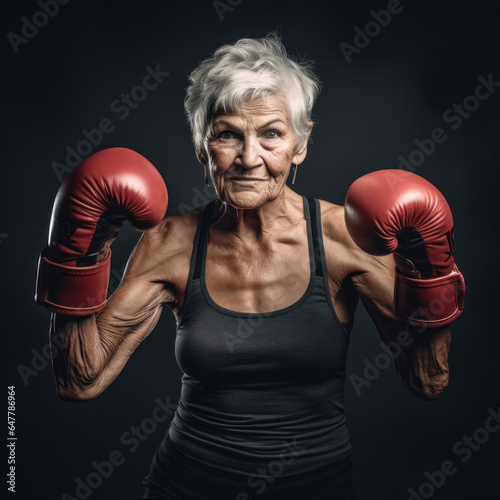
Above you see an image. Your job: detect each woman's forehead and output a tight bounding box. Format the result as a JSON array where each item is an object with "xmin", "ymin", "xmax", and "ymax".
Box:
[{"xmin": 214, "ymin": 95, "xmax": 291, "ymax": 124}]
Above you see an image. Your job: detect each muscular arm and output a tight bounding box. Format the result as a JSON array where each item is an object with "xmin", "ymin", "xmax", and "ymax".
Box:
[
  {"xmin": 50, "ymin": 219, "xmax": 177, "ymax": 401},
  {"xmin": 322, "ymin": 203, "xmax": 452, "ymax": 400},
  {"xmin": 351, "ymin": 254, "xmax": 452, "ymax": 400}
]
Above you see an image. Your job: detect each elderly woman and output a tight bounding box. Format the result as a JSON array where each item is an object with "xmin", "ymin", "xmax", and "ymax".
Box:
[{"xmin": 36, "ymin": 35, "xmax": 464, "ymax": 499}]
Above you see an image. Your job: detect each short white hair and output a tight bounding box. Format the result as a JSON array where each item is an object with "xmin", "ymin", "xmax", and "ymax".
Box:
[{"xmin": 184, "ymin": 34, "xmax": 321, "ymax": 163}]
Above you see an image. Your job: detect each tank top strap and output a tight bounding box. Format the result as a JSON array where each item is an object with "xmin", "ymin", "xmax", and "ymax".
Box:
[
  {"xmin": 176, "ymin": 202, "xmax": 215, "ymax": 324},
  {"xmin": 192, "ymin": 201, "xmax": 215, "ymax": 281},
  {"xmin": 306, "ymin": 197, "xmax": 325, "ymax": 278},
  {"xmin": 306, "ymin": 197, "xmax": 347, "ymax": 337}
]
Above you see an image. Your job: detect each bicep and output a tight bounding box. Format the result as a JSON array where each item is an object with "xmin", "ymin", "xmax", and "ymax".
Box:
[
  {"xmin": 320, "ymin": 203, "xmax": 399, "ymax": 333},
  {"xmin": 350, "ymin": 253, "xmax": 399, "ymax": 331},
  {"xmin": 95, "ymin": 224, "xmax": 174, "ymax": 348}
]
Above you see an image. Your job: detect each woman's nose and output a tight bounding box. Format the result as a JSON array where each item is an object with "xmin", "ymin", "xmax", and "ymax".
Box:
[{"xmin": 236, "ymin": 138, "xmax": 263, "ymax": 169}]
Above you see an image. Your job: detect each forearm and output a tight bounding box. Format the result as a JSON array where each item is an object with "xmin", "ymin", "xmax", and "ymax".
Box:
[
  {"xmin": 50, "ymin": 313, "xmax": 106, "ymax": 400},
  {"xmin": 49, "ymin": 299, "xmax": 163, "ymax": 400},
  {"xmin": 380, "ymin": 320, "xmax": 452, "ymax": 400},
  {"xmin": 357, "ymin": 289, "xmax": 452, "ymax": 400}
]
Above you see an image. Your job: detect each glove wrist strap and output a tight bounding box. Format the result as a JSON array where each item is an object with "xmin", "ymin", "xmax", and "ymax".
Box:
[
  {"xmin": 395, "ymin": 265, "xmax": 465, "ymax": 328},
  {"xmin": 35, "ymin": 249, "xmax": 111, "ymax": 316}
]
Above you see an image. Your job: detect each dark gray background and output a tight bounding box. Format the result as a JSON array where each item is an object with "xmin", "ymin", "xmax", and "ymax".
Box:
[{"xmin": 3, "ymin": 0, "xmax": 499, "ymax": 499}]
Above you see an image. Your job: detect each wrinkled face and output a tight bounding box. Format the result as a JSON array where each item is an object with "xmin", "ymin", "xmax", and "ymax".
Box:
[{"xmin": 206, "ymin": 95, "xmax": 309, "ymax": 210}]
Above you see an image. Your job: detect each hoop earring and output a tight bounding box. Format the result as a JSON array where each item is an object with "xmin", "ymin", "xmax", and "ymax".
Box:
[
  {"xmin": 291, "ymin": 163, "xmax": 298, "ymax": 184},
  {"xmin": 203, "ymin": 164, "xmax": 210, "ymax": 187}
]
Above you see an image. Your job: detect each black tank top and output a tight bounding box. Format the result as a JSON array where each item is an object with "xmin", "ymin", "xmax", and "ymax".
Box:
[{"xmin": 167, "ymin": 197, "xmax": 351, "ymax": 476}]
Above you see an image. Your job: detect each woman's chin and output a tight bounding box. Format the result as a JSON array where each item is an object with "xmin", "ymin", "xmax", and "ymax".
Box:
[{"xmin": 221, "ymin": 190, "xmax": 272, "ymax": 210}]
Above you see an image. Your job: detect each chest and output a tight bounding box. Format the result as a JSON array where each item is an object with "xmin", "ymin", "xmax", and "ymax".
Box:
[
  {"xmin": 204, "ymin": 226, "xmax": 312, "ymax": 313},
  {"xmin": 176, "ymin": 283, "xmax": 348, "ymax": 386}
]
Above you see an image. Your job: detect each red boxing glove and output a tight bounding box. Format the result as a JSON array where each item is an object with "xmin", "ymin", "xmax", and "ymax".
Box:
[
  {"xmin": 344, "ymin": 169, "xmax": 464, "ymax": 327},
  {"xmin": 35, "ymin": 147, "xmax": 168, "ymax": 316}
]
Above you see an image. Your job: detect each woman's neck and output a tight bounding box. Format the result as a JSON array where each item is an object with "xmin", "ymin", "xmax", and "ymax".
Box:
[{"xmin": 212, "ymin": 187, "xmax": 304, "ymax": 239}]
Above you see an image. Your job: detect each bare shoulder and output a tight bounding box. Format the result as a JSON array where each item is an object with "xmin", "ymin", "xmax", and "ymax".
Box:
[
  {"xmin": 124, "ymin": 207, "xmax": 201, "ymax": 282},
  {"xmin": 318, "ymin": 198, "xmax": 396, "ymax": 285},
  {"xmin": 318, "ymin": 200, "xmax": 352, "ymax": 246},
  {"xmin": 144, "ymin": 209, "xmax": 201, "ymax": 257},
  {"xmin": 317, "ymin": 199, "xmax": 375, "ymax": 277}
]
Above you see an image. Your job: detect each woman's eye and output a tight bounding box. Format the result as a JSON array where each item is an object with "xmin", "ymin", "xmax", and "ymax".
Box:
[
  {"xmin": 264, "ymin": 130, "xmax": 280, "ymax": 139},
  {"xmin": 219, "ymin": 131, "xmax": 235, "ymax": 140}
]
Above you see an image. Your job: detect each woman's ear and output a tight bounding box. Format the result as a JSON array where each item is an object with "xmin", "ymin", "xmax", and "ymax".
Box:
[{"xmin": 292, "ymin": 122, "xmax": 313, "ymax": 165}]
